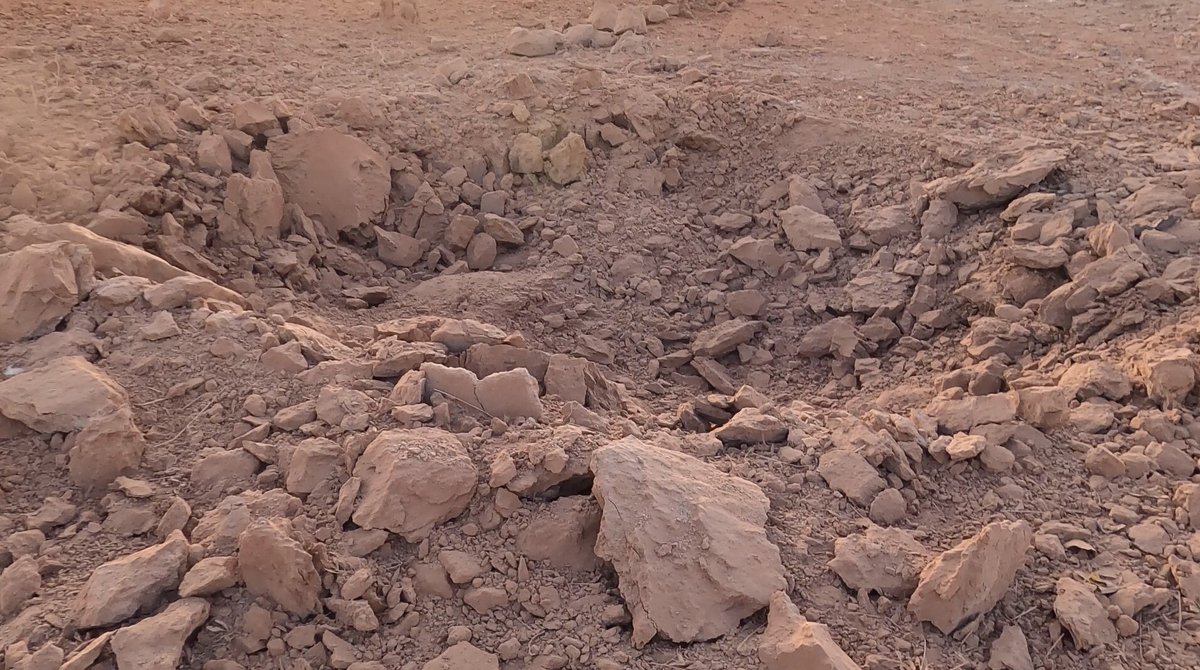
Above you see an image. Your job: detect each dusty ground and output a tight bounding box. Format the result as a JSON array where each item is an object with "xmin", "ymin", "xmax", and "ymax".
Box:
[{"xmin": 2, "ymin": 0, "xmax": 1200, "ymax": 669}]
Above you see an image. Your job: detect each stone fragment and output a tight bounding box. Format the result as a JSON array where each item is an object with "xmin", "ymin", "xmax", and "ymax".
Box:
[
  {"xmin": 712, "ymin": 408, "xmax": 788, "ymax": 445},
  {"xmin": 924, "ymin": 145, "xmax": 1067, "ymax": 209},
  {"xmin": 945, "ymin": 433, "xmax": 986, "ymax": 461},
  {"xmin": 829, "ymin": 526, "xmax": 929, "ymax": 597},
  {"xmin": 178, "ymin": 556, "xmax": 239, "ymax": 597},
  {"xmin": 781, "ymin": 205, "xmax": 841, "ymax": 251},
  {"xmin": 817, "ymin": 450, "xmax": 885, "ymax": 506},
  {"xmin": 116, "ymin": 105, "xmax": 180, "ymax": 146},
  {"xmin": 1, "ymin": 216, "xmax": 245, "ymax": 305},
  {"xmin": 591, "ymin": 437, "xmax": 786, "ymax": 646},
  {"xmin": 516, "ymin": 496, "xmax": 601, "ymax": 572},
  {"xmin": 352, "ymin": 429, "xmax": 476, "ymax": 541},
  {"xmin": 988, "ymin": 625, "xmax": 1034, "ymax": 670},
  {"xmin": 73, "ymin": 531, "xmax": 190, "ymax": 629},
  {"xmin": 1054, "ymin": 578, "xmax": 1117, "ymax": 650},
  {"xmin": 111, "ymin": 598, "xmax": 210, "ymax": 670},
  {"xmin": 270, "ymin": 129, "xmax": 390, "ymax": 236},
  {"xmin": 1058, "ymin": 361, "xmax": 1131, "ymax": 400},
  {"xmin": 546, "ymin": 132, "xmax": 587, "ymax": 185},
  {"xmin": 438, "ymin": 550, "xmax": 485, "ymax": 585},
  {"xmin": 422, "ymin": 642, "xmax": 499, "ymax": 670},
  {"xmin": 926, "ymin": 392, "xmax": 1019, "ymax": 432},
  {"xmin": 286, "ymin": 437, "xmax": 342, "ymax": 495},
  {"xmin": 614, "ymin": 6, "xmax": 647, "ymax": 34},
  {"xmin": 691, "ymin": 319, "xmax": 764, "ymax": 357},
  {"xmin": 0, "ymin": 556, "xmax": 40, "ymax": 617},
  {"xmin": 508, "ymin": 133, "xmax": 544, "ymax": 173},
  {"xmin": 758, "ymin": 592, "xmax": 861, "ymax": 670},
  {"xmin": 475, "ymin": 368, "xmax": 543, "ymax": 421},
  {"xmin": 375, "ymin": 227, "xmax": 426, "ymax": 268},
  {"xmin": 233, "ymin": 100, "xmax": 278, "ymax": 135},
  {"xmin": 908, "ymin": 521, "xmax": 1032, "ymax": 634},
  {"xmin": 197, "ymin": 132, "xmax": 233, "ymax": 175},
  {"xmin": 505, "ymin": 28, "xmax": 560, "ymax": 57},
  {"xmin": 869, "ymin": 489, "xmax": 907, "ymax": 525},
  {"xmin": 0, "ymin": 242, "xmax": 91, "ymax": 342},
  {"xmin": 237, "ymin": 518, "xmax": 322, "ymax": 616}
]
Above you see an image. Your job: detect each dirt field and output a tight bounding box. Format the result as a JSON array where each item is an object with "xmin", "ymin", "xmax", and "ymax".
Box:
[{"xmin": 2, "ymin": 0, "xmax": 1200, "ymax": 669}]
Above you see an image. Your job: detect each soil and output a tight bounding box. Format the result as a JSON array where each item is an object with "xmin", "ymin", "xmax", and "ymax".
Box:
[{"xmin": 2, "ymin": 0, "xmax": 1200, "ymax": 669}]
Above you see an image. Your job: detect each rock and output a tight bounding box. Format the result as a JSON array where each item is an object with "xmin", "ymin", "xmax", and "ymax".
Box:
[
  {"xmin": 463, "ymin": 586, "xmax": 509, "ymax": 613},
  {"xmin": 69, "ymin": 405, "xmax": 146, "ymax": 491},
  {"xmin": 1169, "ymin": 557, "xmax": 1200, "ymax": 605},
  {"xmin": 920, "ymin": 199, "xmax": 959, "ymax": 238},
  {"xmin": 926, "ymin": 392, "xmax": 1019, "ymax": 432},
  {"xmin": 191, "ymin": 448, "xmax": 260, "ymax": 490},
  {"xmin": 422, "ymin": 642, "xmax": 499, "ymax": 670},
  {"xmin": 758, "ymin": 592, "xmax": 861, "ymax": 670},
  {"xmin": 475, "ymin": 368, "xmax": 543, "ymax": 420},
  {"xmin": 352, "ymin": 429, "xmax": 476, "ymax": 541},
  {"xmin": 0, "ymin": 242, "xmax": 92, "ymax": 342},
  {"xmin": 191, "ymin": 489, "xmax": 300, "ymax": 553},
  {"xmin": 781, "ymin": 205, "xmax": 841, "ymax": 251},
  {"xmin": 817, "ymin": 450, "xmax": 885, "ymax": 506},
  {"xmin": 728, "ymin": 237, "xmax": 787, "ymax": 275},
  {"xmin": 481, "ymin": 214, "xmax": 523, "ymax": 245},
  {"xmin": 589, "ymin": 2, "xmax": 618, "ymax": 31},
  {"xmin": 613, "ymin": 6, "xmax": 647, "ymax": 34},
  {"xmin": 829, "ymin": 526, "xmax": 929, "ymax": 597},
  {"xmin": 0, "ymin": 556, "xmax": 40, "ymax": 617},
  {"xmin": 178, "ymin": 556, "xmax": 239, "ymax": 597},
  {"xmin": 988, "ymin": 625, "xmax": 1033, "ymax": 670},
  {"xmin": 544, "ymin": 354, "xmax": 588, "ymax": 404},
  {"xmin": 224, "ymin": 169, "xmax": 284, "ymax": 240},
  {"xmin": 508, "ymin": 133, "xmax": 544, "ymax": 173},
  {"xmin": 88, "ymin": 210, "xmax": 150, "ymax": 243},
  {"xmin": 546, "ymin": 132, "xmax": 588, "ymax": 185},
  {"xmin": 506, "ymin": 28, "xmax": 559, "ymax": 57},
  {"xmin": 924, "ymin": 144, "xmax": 1068, "ymax": 209},
  {"xmin": 269, "ymin": 129, "xmax": 390, "ymax": 237},
  {"xmin": 1084, "ymin": 446, "xmax": 1125, "ymax": 479},
  {"xmin": 375, "ymin": 227, "xmax": 426, "ymax": 268},
  {"xmin": 564, "ymin": 23, "xmax": 597, "ymax": 46},
  {"xmin": 1054, "ymin": 578, "xmax": 1117, "ymax": 649},
  {"xmin": 140, "ymin": 310, "xmax": 182, "ymax": 341},
  {"xmin": 1127, "ymin": 521, "xmax": 1169, "ymax": 555},
  {"xmin": 116, "ymin": 105, "xmax": 180, "ymax": 146},
  {"xmin": 591, "ymin": 437, "xmax": 786, "ymax": 646},
  {"xmin": 286, "ymin": 437, "xmax": 342, "ymax": 494},
  {"xmin": 945, "ymin": 433, "xmax": 986, "ymax": 461},
  {"xmin": 0, "ymin": 356, "xmax": 129, "ymax": 433},
  {"xmin": 110, "ymin": 598, "xmax": 210, "ymax": 670},
  {"xmin": 261, "ymin": 341, "xmax": 308, "ymax": 373},
  {"xmin": 1, "ymin": 216, "xmax": 245, "ymax": 305},
  {"xmin": 1132, "ymin": 347, "xmax": 1197, "ymax": 407},
  {"xmin": 712, "ymin": 408, "xmax": 788, "ymax": 445},
  {"xmin": 1058, "ymin": 361, "xmax": 1131, "ymax": 400},
  {"xmin": 233, "ymin": 100, "xmax": 278, "ymax": 135},
  {"xmin": 854, "ymin": 204, "xmax": 914, "ymax": 245},
  {"xmin": 644, "ymin": 5, "xmax": 669, "ymax": 23},
  {"xmin": 516, "ymin": 496, "xmax": 601, "ymax": 571},
  {"xmin": 237, "ymin": 518, "xmax": 322, "ymax": 616},
  {"xmin": 73, "ymin": 531, "xmax": 190, "ymax": 629},
  {"xmin": 196, "ymin": 133, "xmax": 233, "ymax": 175},
  {"xmin": 438, "ymin": 550, "xmax": 485, "ymax": 584},
  {"xmin": 908, "ymin": 521, "xmax": 1032, "ymax": 634},
  {"xmin": 868, "ymin": 489, "xmax": 907, "ymax": 525},
  {"xmin": 465, "ymin": 233, "xmax": 498, "ymax": 270},
  {"xmin": 691, "ymin": 319, "xmax": 764, "ymax": 357}
]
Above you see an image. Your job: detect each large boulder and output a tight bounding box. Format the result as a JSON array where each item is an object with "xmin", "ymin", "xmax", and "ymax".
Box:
[
  {"xmin": 0, "ymin": 241, "xmax": 94, "ymax": 342},
  {"xmin": 351, "ymin": 429, "xmax": 477, "ymax": 541},
  {"xmin": 590, "ymin": 437, "xmax": 786, "ymax": 646},
  {"xmin": 269, "ymin": 129, "xmax": 391, "ymax": 237}
]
